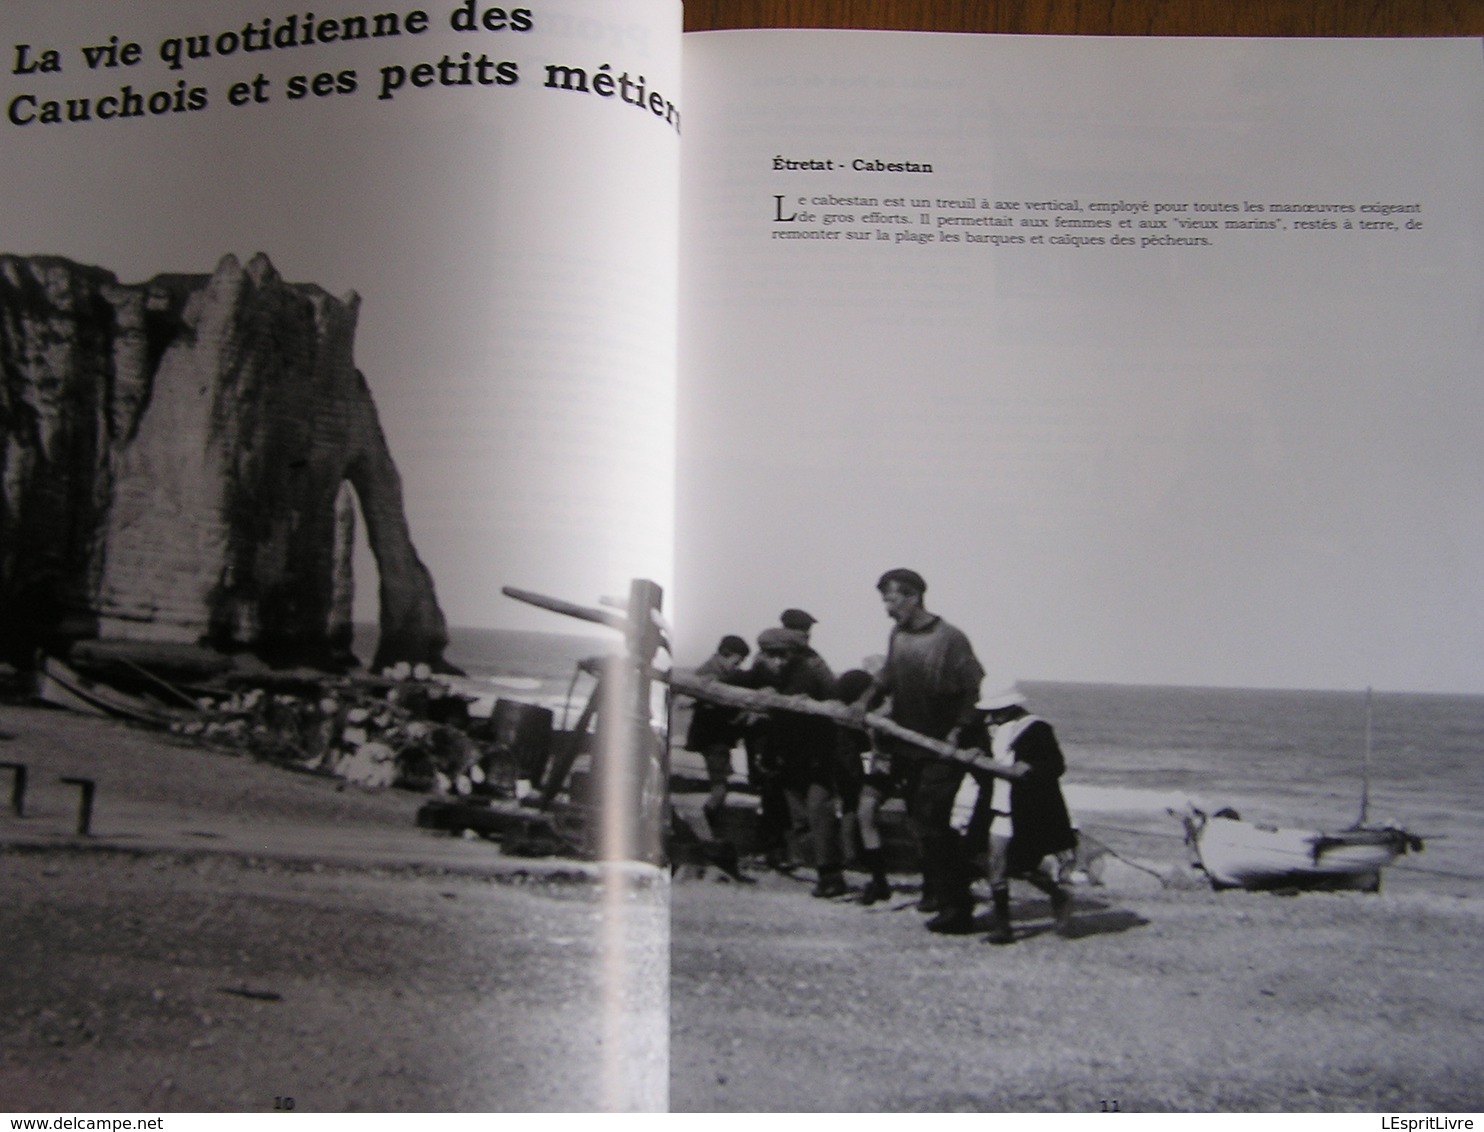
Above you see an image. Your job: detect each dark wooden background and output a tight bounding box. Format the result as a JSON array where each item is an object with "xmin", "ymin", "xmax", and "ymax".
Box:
[{"xmin": 683, "ymin": 1, "xmax": 1484, "ymax": 37}]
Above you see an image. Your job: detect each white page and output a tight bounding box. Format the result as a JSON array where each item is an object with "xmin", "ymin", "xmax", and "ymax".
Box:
[{"xmin": 3, "ymin": 0, "xmax": 679, "ymax": 1112}]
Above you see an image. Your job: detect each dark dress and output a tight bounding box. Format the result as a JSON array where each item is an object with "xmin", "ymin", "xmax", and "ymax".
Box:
[{"xmin": 999, "ymin": 717, "xmax": 1079, "ymax": 874}]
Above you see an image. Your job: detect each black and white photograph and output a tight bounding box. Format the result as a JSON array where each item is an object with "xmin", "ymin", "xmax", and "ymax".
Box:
[
  {"xmin": 5, "ymin": 0, "xmax": 1484, "ymax": 1120},
  {"xmin": 2, "ymin": 0, "xmax": 679, "ymax": 1112},
  {"xmin": 667, "ymin": 30, "xmax": 1484, "ymax": 1112}
]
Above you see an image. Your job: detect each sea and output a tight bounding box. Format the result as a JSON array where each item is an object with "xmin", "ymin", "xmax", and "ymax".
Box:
[
  {"xmin": 1019, "ymin": 680, "xmax": 1484, "ymax": 898},
  {"xmin": 355, "ymin": 624, "xmax": 1484, "ymax": 896},
  {"xmin": 352, "ymin": 623, "xmax": 616, "ymax": 727}
]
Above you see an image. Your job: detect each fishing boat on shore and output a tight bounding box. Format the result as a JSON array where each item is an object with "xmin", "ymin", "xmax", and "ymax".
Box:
[
  {"xmin": 1180, "ymin": 806, "xmax": 1423, "ymax": 891},
  {"xmin": 32, "ymin": 655, "xmax": 192, "ymax": 727},
  {"xmin": 1179, "ymin": 689, "xmax": 1424, "ymax": 891}
]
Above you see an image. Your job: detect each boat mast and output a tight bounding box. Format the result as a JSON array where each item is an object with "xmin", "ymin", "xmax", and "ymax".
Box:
[{"xmin": 1357, "ymin": 686, "xmax": 1373, "ymax": 827}]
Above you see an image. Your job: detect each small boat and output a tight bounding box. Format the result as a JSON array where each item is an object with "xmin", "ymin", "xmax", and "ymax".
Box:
[
  {"xmin": 33, "ymin": 655, "xmax": 190, "ymax": 727},
  {"xmin": 1180, "ymin": 806, "xmax": 1423, "ymax": 891},
  {"xmin": 1178, "ymin": 688, "xmax": 1423, "ymax": 892}
]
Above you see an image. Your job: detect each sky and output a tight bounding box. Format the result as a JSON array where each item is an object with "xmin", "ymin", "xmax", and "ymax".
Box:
[
  {"xmin": 7, "ymin": 16, "xmax": 1483, "ymax": 694},
  {"xmin": 675, "ymin": 32, "xmax": 1484, "ymax": 695}
]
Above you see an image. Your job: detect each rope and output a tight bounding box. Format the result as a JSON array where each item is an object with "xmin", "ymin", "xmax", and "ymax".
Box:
[{"xmin": 1073, "ymin": 826, "xmax": 1184, "ymax": 886}]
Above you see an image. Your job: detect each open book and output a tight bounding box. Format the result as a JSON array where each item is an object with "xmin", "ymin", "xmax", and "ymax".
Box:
[{"xmin": 4, "ymin": 0, "xmax": 1482, "ymax": 1115}]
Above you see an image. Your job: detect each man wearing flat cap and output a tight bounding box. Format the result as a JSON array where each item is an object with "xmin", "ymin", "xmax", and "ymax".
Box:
[
  {"xmin": 867, "ymin": 568, "xmax": 985, "ymax": 933},
  {"xmin": 781, "ymin": 608, "xmax": 835, "ymax": 698},
  {"xmin": 780, "ymin": 608, "xmax": 816, "ymax": 633},
  {"xmin": 735, "ymin": 626, "xmax": 841, "ymax": 892}
]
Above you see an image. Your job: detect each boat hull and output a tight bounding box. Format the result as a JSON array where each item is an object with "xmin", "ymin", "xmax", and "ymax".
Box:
[
  {"xmin": 1183, "ymin": 810, "xmax": 1422, "ymax": 892},
  {"xmin": 33, "ymin": 656, "xmax": 187, "ymax": 727}
]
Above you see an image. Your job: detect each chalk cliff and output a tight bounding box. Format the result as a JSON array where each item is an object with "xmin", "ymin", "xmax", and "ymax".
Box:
[{"xmin": 0, "ymin": 252, "xmax": 454, "ymax": 673}]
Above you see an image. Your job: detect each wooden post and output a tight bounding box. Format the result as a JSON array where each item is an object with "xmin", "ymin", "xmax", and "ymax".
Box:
[
  {"xmin": 0, "ymin": 762, "xmax": 26, "ymax": 816},
  {"xmin": 503, "ymin": 579, "xmax": 669, "ymax": 865},
  {"xmin": 594, "ymin": 579, "xmax": 665, "ymax": 865},
  {"xmin": 60, "ymin": 776, "xmax": 95, "ymax": 836},
  {"xmin": 539, "ymin": 673, "xmax": 603, "ymax": 811}
]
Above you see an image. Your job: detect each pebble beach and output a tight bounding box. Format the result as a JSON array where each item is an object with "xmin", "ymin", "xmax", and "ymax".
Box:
[{"xmin": 3, "ymin": 678, "xmax": 1482, "ymax": 1113}]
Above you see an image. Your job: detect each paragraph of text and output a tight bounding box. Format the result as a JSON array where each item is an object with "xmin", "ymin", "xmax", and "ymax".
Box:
[{"xmin": 770, "ymin": 194, "xmax": 1424, "ymax": 248}]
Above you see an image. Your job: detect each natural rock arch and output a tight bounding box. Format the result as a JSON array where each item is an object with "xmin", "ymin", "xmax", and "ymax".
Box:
[{"xmin": 0, "ymin": 251, "xmax": 455, "ymax": 673}]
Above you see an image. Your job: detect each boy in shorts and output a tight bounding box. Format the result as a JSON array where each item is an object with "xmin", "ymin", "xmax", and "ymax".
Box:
[{"xmin": 684, "ymin": 634, "xmax": 750, "ymax": 834}]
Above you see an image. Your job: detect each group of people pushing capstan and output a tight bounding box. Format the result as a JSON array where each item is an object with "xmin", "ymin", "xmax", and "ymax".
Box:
[{"xmin": 683, "ymin": 568, "xmax": 1079, "ymax": 944}]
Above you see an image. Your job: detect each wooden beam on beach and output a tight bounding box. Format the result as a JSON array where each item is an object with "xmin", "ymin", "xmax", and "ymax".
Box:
[
  {"xmin": 667, "ymin": 671, "xmax": 1020, "ymax": 782},
  {"xmin": 118, "ymin": 658, "xmax": 204, "ymax": 710},
  {"xmin": 504, "ymin": 579, "xmax": 669, "ymax": 865},
  {"xmin": 501, "ymin": 586, "xmax": 628, "ymax": 632}
]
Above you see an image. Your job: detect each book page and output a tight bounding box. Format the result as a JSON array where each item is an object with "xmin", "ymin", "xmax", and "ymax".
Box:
[
  {"xmin": 674, "ymin": 29, "xmax": 1484, "ymax": 1113},
  {"xmin": 2, "ymin": 0, "xmax": 679, "ymax": 1113}
]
